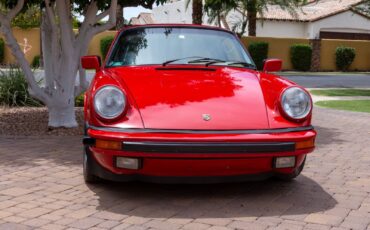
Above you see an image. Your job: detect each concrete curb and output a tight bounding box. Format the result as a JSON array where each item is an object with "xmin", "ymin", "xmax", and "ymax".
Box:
[{"xmin": 278, "ymin": 72, "xmax": 370, "ymax": 76}]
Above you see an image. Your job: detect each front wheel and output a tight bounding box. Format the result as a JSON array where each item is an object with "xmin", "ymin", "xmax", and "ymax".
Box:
[
  {"xmin": 275, "ymin": 156, "xmax": 306, "ymax": 181},
  {"xmin": 83, "ymin": 147, "xmax": 100, "ymax": 183}
]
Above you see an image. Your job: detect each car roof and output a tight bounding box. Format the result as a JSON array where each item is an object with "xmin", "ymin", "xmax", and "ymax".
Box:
[{"xmin": 119, "ymin": 24, "xmax": 235, "ymax": 35}]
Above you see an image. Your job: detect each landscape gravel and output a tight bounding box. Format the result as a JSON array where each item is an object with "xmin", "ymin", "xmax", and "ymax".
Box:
[{"xmin": 0, "ymin": 106, "xmax": 84, "ymax": 136}]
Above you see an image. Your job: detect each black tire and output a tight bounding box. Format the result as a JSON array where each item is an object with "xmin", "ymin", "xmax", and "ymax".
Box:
[
  {"xmin": 83, "ymin": 123, "xmax": 88, "ymax": 136},
  {"xmin": 83, "ymin": 147, "xmax": 100, "ymax": 183},
  {"xmin": 275, "ymin": 156, "xmax": 306, "ymax": 181}
]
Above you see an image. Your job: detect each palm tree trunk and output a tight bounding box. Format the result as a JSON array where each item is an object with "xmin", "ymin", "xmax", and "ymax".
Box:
[
  {"xmin": 217, "ymin": 11, "xmax": 221, "ymax": 27},
  {"xmin": 220, "ymin": 15, "xmax": 230, "ymax": 30},
  {"xmin": 247, "ymin": 10, "xmax": 257, "ymax": 36},
  {"xmin": 116, "ymin": 4, "xmax": 124, "ymax": 30},
  {"xmin": 247, "ymin": 0, "xmax": 257, "ymax": 36},
  {"xmin": 192, "ymin": 0, "xmax": 203, "ymax": 25}
]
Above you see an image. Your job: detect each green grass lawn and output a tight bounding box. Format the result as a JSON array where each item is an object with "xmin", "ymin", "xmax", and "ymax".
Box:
[
  {"xmin": 310, "ymin": 89, "xmax": 370, "ymax": 97},
  {"xmin": 315, "ymin": 100, "xmax": 370, "ymax": 113}
]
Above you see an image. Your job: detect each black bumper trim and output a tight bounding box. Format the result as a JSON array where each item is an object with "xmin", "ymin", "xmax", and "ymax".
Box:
[
  {"xmin": 122, "ymin": 141, "xmax": 295, "ymax": 153},
  {"xmin": 83, "ymin": 136, "xmax": 95, "ymax": 145},
  {"xmin": 87, "ymin": 125, "xmax": 314, "ymax": 135}
]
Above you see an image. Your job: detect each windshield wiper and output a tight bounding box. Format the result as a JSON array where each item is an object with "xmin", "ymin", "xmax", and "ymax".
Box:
[
  {"xmin": 204, "ymin": 61, "xmax": 256, "ymax": 69},
  {"xmin": 162, "ymin": 56, "xmax": 204, "ymax": 66},
  {"xmin": 187, "ymin": 57, "xmax": 225, "ymax": 64},
  {"xmin": 227, "ymin": 62, "xmax": 257, "ymax": 69}
]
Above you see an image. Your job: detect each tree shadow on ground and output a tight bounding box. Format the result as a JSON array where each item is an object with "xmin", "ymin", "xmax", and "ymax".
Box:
[
  {"xmin": 0, "ymin": 136, "xmax": 82, "ymax": 168},
  {"xmin": 88, "ymin": 175, "xmax": 336, "ymax": 219}
]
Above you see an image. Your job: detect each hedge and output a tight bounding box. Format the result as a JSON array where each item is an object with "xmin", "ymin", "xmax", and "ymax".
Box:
[
  {"xmin": 248, "ymin": 42, "xmax": 268, "ymax": 70},
  {"xmin": 100, "ymin": 36, "xmax": 115, "ymax": 59},
  {"xmin": 0, "ymin": 38, "xmax": 4, "ymax": 64},
  {"xmin": 335, "ymin": 46, "xmax": 356, "ymax": 71},
  {"xmin": 32, "ymin": 55, "xmax": 41, "ymax": 68},
  {"xmin": 290, "ymin": 44, "xmax": 312, "ymax": 71}
]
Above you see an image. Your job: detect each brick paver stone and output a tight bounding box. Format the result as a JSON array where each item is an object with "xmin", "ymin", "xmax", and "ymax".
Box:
[{"xmin": 1, "ymin": 107, "xmax": 370, "ymax": 230}]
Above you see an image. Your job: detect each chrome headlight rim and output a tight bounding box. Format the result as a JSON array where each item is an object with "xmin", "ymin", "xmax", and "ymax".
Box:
[
  {"xmin": 280, "ymin": 86, "xmax": 312, "ymax": 121},
  {"xmin": 93, "ymin": 85, "xmax": 126, "ymax": 120}
]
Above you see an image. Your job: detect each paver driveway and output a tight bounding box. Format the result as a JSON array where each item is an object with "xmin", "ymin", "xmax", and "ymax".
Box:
[{"xmin": 0, "ymin": 107, "xmax": 370, "ymax": 230}]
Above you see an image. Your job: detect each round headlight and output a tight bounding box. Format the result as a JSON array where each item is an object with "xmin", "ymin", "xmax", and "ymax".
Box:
[
  {"xmin": 281, "ymin": 87, "xmax": 311, "ymax": 120},
  {"xmin": 94, "ymin": 86, "xmax": 126, "ymax": 119}
]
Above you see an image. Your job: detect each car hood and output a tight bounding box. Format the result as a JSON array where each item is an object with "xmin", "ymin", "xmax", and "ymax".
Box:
[{"xmin": 108, "ymin": 66, "xmax": 269, "ymax": 130}]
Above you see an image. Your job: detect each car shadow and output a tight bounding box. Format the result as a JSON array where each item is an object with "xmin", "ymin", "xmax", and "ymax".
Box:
[
  {"xmin": 314, "ymin": 125, "xmax": 345, "ymax": 146},
  {"xmin": 87, "ymin": 175, "xmax": 336, "ymax": 219}
]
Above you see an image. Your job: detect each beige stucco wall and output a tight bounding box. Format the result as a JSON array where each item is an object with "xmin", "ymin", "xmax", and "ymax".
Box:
[
  {"xmin": 2, "ymin": 28, "xmax": 41, "ymax": 64},
  {"xmin": 242, "ymin": 36, "xmax": 309, "ymax": 70},
  {"xmin": 1, "ymin": 28, "xmax": 118, "ymax": 65},
  {"xmin": 321, "ymin": 39, "xmax": 370, "ymax": 71}
]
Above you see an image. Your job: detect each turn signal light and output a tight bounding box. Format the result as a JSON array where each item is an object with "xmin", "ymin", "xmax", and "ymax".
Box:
[
  {"xmin": 95, "ymin": 139, "xmax": 122, "ymax": 150},
  {"xmin": 296, "ymin": 139, "xmax": 315, "ymax": 150}
]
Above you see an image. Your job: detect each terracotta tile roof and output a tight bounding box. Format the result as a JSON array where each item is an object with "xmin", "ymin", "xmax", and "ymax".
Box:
[
  {"xmin": 259, "ymin": 0, "xmax": 365, "ymax": 22},
  {"xmin": 131, "ymin": 13, "xmax": 155, "ymax": 25}
]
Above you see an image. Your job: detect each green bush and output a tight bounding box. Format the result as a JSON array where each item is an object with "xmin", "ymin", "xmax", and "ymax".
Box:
[
  {"xmin": 0, "ymin": 68, "xmax": 43, "ymax": 106},
  {"xmin": 335, "ymin": 46, "xmax": 356, "ymax": 71},
  {"xmin": 75, "ymin": 93, "xmax": 84, "ymax": 107},
  {"xmin": 248, "ymin": 42, "xmax": 269, "ymax": 70},
  {"xmin": 290, "ymin": 44, "xmax": 312, "ymax": 71},
  {"xmin": 100, "ymin": 36, "xmax": 115, "ymax": 59},
  {"xmin": 0, "ymin": 38, "xmax": 4, "ymax": 64},
  {"xmin": 11, "ymin": 5, "xmax": 41, "ymax": 29},
  {"xmin": 31, "ymin": 55, "xmax": 41, "ymax": 68}
]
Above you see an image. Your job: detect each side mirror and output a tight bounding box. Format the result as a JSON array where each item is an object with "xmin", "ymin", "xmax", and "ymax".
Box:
[
  {"xmin": 81, "ymin": 56, "xmax": 101, "ymax": 71},
  {"xmin": 263, "ymin": 59, "xmax": 282, "ymax": 72}
]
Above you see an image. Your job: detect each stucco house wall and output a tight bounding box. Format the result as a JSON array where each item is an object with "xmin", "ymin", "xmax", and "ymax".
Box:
[
  {"xmin": 308, "ymin": 10, "xmax": 370, "ymax": 39},
  {"xmin": 256, "ymin": 20, "xmax": 307, "ymax": 38}
]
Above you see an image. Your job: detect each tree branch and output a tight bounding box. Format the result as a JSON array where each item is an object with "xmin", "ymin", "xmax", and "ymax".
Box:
[
  {"xmin": 44, "ymin": 0, "xmax": 57, "ymax": 27},
  {"xmin": 95, "ymin": 10, "xmax": 110, "ymax": 22},
  {"xmin": 7, "ymin": 0, "xmax": 25, "ymax": 20},
  {"xmin": 89, "ymin": 0, "xmax": 118, "ymax": 36},
  {"xmin": 0, "ymin": 19, "xmax": 48, "ymax": 104},
  {"xmin": 77, "ymin": 1, "xmax": 99, "ymax": 45},
  {"xmin": 56, "ymin": 0, "xmax": 75, "ymax": 54}
]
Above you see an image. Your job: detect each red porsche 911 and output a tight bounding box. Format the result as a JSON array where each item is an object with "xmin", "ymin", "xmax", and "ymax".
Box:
[{"xmin": 81, "ymin": 24, "xmax": 316, "ymax": 184}]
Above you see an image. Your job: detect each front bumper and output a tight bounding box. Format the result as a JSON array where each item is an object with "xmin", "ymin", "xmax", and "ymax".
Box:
[{"xmin": 84, "ymin": 125, "xmax": 316, "ymax": 182}]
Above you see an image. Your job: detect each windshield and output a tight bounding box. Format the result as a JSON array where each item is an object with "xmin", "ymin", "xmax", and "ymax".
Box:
[{"xmin": 106, "ymin": 27, "xmax": 255, "ymax": 68}]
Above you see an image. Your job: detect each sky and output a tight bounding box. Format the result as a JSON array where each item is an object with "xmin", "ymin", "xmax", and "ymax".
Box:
[
  {"xmin": 77, "ymin": 6, "xmax": 152, "ymax": 22},
  {"xmin": 124, "ymin": 6, "xmax": 152, "ymax": 21}
]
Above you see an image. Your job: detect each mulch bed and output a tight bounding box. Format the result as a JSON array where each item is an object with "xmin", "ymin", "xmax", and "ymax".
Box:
[{"xmin": 0, "ymin": 106, "xmax": 84, "ymax": 136}]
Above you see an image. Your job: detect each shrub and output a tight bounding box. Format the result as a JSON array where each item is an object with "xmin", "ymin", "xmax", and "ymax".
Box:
[
  {"xmin": 75, "ymin": 93, "xmax": 84, "ymax": 107},
  {"xmin": 290, "ymin": 44, "xmax": 312, "ymax": 71},
  {"xmin": 0, "ymin": 38, "xmax": 4, "ymax": 64},
  {"xmin": 0, "ymin": 67, "xmax": 43, "ymax": 106},
  {"xmin": 11, "ymin": 5, "xmax": 41, "ymax": 29},
  {"xmin": 336, "ymin": 46, "xmax": 356, "ymax": 71},
  {"xmin": 32, "ymin": 55, "xmax": 41, "ymax": 68},
  {"xmin": 100, "ymin": 36, "xmax": 115, "ymax": 59},
  {"xmin": 248, "ymin": 42, "xmax": 269, "ymax": 70}
]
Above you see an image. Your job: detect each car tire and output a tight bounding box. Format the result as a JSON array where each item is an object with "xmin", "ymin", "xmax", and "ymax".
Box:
[
  {"xmin": 83, "ymin": 146, "xmax": 100, "ymax": 184},
  {"xmin": 275, "ymin": 156, "xmax": 306, "ymax": 181}
]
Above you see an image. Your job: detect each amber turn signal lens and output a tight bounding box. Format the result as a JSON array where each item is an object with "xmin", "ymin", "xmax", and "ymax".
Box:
[
  {"xmin": 295, "ymin": 139, "xmax": 315, "ymax": 150},
  {"xmin": 95, "ymin": 139, "xmax": 122, "ymax": 150}
]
